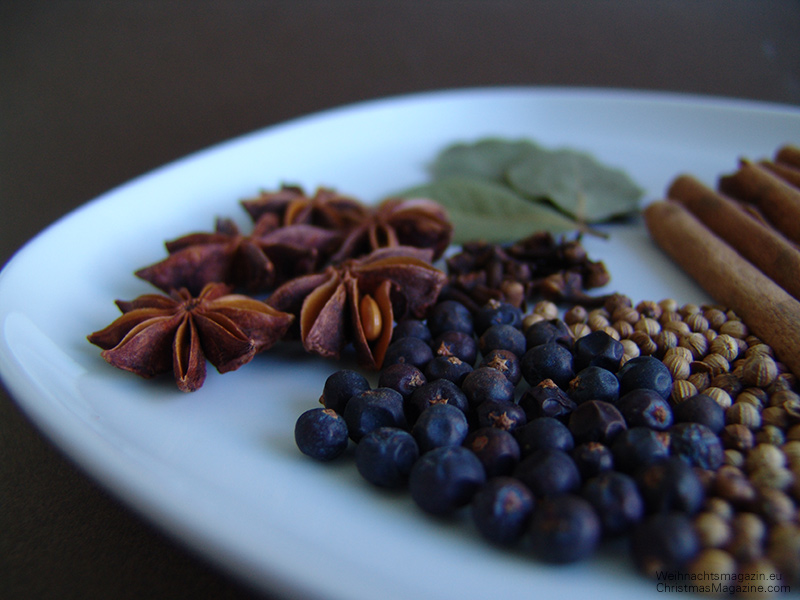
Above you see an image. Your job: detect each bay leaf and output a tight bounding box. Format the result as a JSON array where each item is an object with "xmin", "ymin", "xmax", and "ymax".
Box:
[
  {"xmin": 397, "ymin": 176, "xmax": 579, "ymax": 244},
  {"xmin": 429, "ymin": 138, "xmax": 543, "ymax": 183},
  {"xmin": 506, "ymin": 148, "xmax": 643, "ymax": 223}
]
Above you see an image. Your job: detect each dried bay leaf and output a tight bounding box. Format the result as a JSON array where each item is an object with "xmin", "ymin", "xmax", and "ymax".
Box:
[
  {"xmin": 429, "ymin": 138, "xmax": 544, "ymax": 183},
  {"xmin": 506, "ymin": 148, "xmax": 643, "ymax": 223},
  {"xmin": 397, "ymin": 177, "xmax": 579, "ymax": 244}
]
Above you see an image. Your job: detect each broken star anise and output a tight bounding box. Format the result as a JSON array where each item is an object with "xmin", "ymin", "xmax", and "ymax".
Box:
[
  {"xmin": 330, "ymin": 197, "xmax": 453, "ymax": 263},
  {"xmin": 135, "ymin": 216, "xmax": 341, "ymax": 295},
  {"xmin": 267, "ymin": 246, "xmax": 447, "ymax": 370},
  {"xmin": 87, "ymin": 282, "xmax": 295, "ymax": 392},
  {"xmin": 241, "ymin": 185, "xmax": 370, "ymax": 232}
]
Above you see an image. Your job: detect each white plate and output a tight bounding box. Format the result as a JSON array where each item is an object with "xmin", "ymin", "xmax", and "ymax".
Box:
[{"xmin": 1, "ymin": 87, "xmax": 799, "ymax": 600}]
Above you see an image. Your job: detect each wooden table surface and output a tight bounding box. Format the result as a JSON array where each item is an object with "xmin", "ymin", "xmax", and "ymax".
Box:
[{"xmin": 2, "ymin": 2, "xmax": 799, "ymax": 598}]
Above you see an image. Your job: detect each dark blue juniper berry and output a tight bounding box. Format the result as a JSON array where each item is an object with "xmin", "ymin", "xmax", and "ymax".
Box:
[
  {"xmin": 616, "ymin": 355, "xmax": 673, "ymax": 400},
  {"xmin": 431, "ymin": 331, "xmax": 478, "ymax": 365},
  {"xmin": 294, "ymin": 407, "xmax": 349, "ymax": 461},
  {"xmin": 568, "ymin": 400, "xmax": 627, "ymax": 445},
  {"xmin": 475, "ymin": 399, "xmax": 527, "ymax": 432},
  {"xmin": 377, "ymin": 362, "xmax": 427, "ymax": 399},
  {"xmin": 513, "ymin": 448, "xmax": 581, "ymax": 497},
  {"xmin": 630, "ymin": 513, "xmax": 700, "ymax": 576},
  {"xmin": 672, "ymin": 393, "xmax": 725, "ymax": 434},
  {"xmin": 412, "ymin": 403, "xmax": 470, "ymax": 453},
  {"xmin": 524, "ymin": 318, "xmax": 572, "ymax": 349},
  {"xmin": 572, "ymin": 330, "xmax": 625, "ymax": 372},
  {"xmin": 355, "ymin": 427, "xmax": 419, "ymax": 488},
  {"xmin": 635, "ymin": 456, "xmax": 705, "ymax": 515},
  {"xmin": 471, "ymin": 477, "xmax": 534, "ymax": 546},
  {"xmin": 518, "ymin": 379, "xmax": 577, "ymax": 421},
  {"xmin": 391, "ymin": 318, "xmax": 433, "ymax": 345},
  {"xmin": 382, "ymin": 336, "xmax": 434, "ymax": 369},
  {"xmin": 424, "ymin": 355, "xmax": 473, "ymax": 386},
  {"xmin": 669, "ymin": 422, "xmax": 725, "ymax": 470},
  {"xmin": 616, "ymin": 389, "xmax": 674, "ymax": 431},
  {"xmin": 461, "ymin": 367, "xmax": 516, "ymax": 409},
  {"xmin": 478, "ymin": 324, "xmax": 526, "ymax": 358},
  {"xmin": 343, "ymin": 387, "xmax": 406, "ymax": 442},
  {"xmin": 580, "ymin": 470, "xmax": 645, "ymax": 536},
  {"xmin": 426, "ymin": 300, "xmax": 474, "ymax": 337},
  {"xmin": 567, "ymin": 366, "xmax": 620, "ymax": 405},
  {"xmin": 320, "ymin": 369, "xmax": 371, "ymax": 414},
  {"xmin": 572, "ymin": 442, "xmax": 614, "ymax": 480},
  {"xmin": 513, "ymin": 416, "xmax": 574, "ymax": 456},
  {"xmin": 528, "ymin": 494, "xmax": 601, "ymax": 563},
  {"xmin": 478, "ymin": 349, "xmax": 522, "ymax": 386},
  {"xmin": 408, "ymin": 446, "xmax": 486, "ymax": 516},
  {"xmin": 610, "ymin": 427, "xmax": 670, "ymax": 473},
  {"xmin": 474, "ymin": 299, "xmax": 524, "ymax": 335},
  {"xmin": 405, "ymin": 378, "xmax": 470, "ymax": 425},
  {"xmin": 520, "ymin": 342, "xmax": 575, "ymax": 389},
  {"xmin": 463, "ymin": 427, "xmax": 521, "ymax": 477}
]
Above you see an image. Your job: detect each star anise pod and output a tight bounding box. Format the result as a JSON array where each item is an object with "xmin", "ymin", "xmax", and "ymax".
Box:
[
  {"xmin": 87, "ymin": 282, "xmax": 294, "ymax": 392},
  {"xmin": 330, "ymin": 197, "xmax": 453, "ymax": 263},
  {"xmin": 268, "ymin": 246, "xmax": 447, "ymax": 369},
  {"xmin": 241, "ymin": 185, "xmax": 370, "ymax": 232},
  {"xmin": 135, "ymin": 217, "xmax": 341, "ymax": 295}
]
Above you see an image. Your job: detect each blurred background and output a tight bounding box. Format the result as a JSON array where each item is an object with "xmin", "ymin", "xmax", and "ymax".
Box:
[{"xmin": 1, "ymin": 2, "xmax": 799, "ymax": 599}]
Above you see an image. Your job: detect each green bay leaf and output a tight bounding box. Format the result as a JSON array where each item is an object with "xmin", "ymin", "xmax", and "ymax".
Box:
[
  {"xmin": 506, "ymin": 148, "xmax": 643, "ymax": 223},
  {"xmin": 397, "ymin": 176, "xmax": 579, "ymax": 244},
  {"xmin": 429, "ymin": 138, "xmax": 544, "ymax": 183}
]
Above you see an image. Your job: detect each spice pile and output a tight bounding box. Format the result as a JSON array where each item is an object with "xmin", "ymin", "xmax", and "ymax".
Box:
[
  {"xmin": 296, "ymin": 286, "xmax": 800, "ymax": 594},
  {"xmin": 293, "ymin": 144, "xmax": 800, "ymax": 596},
  {"xmin": 646, "ymin": 145, "xmax": 800, "ymax": 378},
  {"xmin": 87, "ymin": 188, "xmax": 454, "ymax": 390},
  {"xmin": 86, "ymin": 139, "xmax": 800, "ymax": 595}
]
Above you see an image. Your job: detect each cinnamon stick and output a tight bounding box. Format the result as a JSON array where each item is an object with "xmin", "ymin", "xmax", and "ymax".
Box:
[
  {"xmin": 776, "ymin": 145, "xmax": 800, "ymax": 170},
  {"xmin": 667, "ymin": 174, "xmax": 800, "ymax": 301},
  {"xmin": 644, "ymin": 200, "xmax": 800, "ymax": 376},
  {"xmin": 760, "ymin": 159, "xmax": 800, "ymax": 190},
  {"xmin": 718, "ymin": 159, "xmax": 800, "ymax": 244}
]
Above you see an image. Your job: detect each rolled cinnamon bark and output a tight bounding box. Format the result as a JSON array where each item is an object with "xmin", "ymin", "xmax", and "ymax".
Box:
[
  {"xmin": 776, "ymin": 145, "xmax": 800, "ymax": 170},
  {"xmin": 667, "ymin": 174, "xmax": 800, "ymax": 301},
  {"xmin": 644, "ymin": 200, "xmax": 800, "ymax": 376},
  {"xmin": 761, "ymin": 160, "xmax": 800, "ymax": 189},
  {"xmin": 719, "ymin": 160, "xmax": 800, "ymax": 244}
]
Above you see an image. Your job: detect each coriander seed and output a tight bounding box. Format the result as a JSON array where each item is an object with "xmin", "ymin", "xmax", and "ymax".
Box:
[
  {"xmin": 720, "ymin": 424, "xmax": 755, "ymax": 452},
  {"xmin": 704, "ymin": 386, "xmax": 733, "ymax": 410},
  {"xmin": 658, "ymin": 298, "xmax": 679, "ymax": 314},
  {"xmin": 663, "ymin": 353, "xmax": 691, "ymax": 380},
  {"xmin": 761, "ymin": 406, "xmax": 790, "ymax": 430},
  {"xmin": 755, "ymin": 488, "xmax": 796, "ymax": 525},
  {"xmin": 704, "ymin": 497, "xmax": 734, "ymax": 521},
  {"xmin": 719, "ymin": 319, "xmax": 749, "ymax": 339},
  {"xmin": 688, "ymin": 371, "xmax": 711, "ymax": 393},
  {"xmin": 724, "ymin": 448, "xmax": 745, "ymax": 468},
  {"xmin": 755, "ymin": 425, "xmax": 786, "ymax": 446},
  {"xmin": 726, "ymin": 402, "xmax": 762, "ymax": 430},
  {"xmin": 710, "ymin": 334, "xmax": 740, "ymax": 362},
  {"xmin": 563, "ymin": 305, "xmax": 588, "ymax": 325},
  {"xmin": 532, "ymin": 300, "xmax": 558, "ymax": 320},
  {"xmin": 745, "ymin": 444, "xmax": 786, "ymax": 472},
  {"xmin": 704, "ymin": 307, "xmax": 728, "ymax": 329},
  {"xmin": 742, "ymin": 355, "xmax": 779, "ymax": 388},
  {"xmin": 694, "ymin": 512, "xmax": 733, "ymax": 548},
  {"xmin": 670, "ymin": 379, "xmax": 698, "ymax": 404}
]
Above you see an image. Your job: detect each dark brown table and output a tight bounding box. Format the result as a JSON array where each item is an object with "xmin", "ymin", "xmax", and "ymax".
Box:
[{"xmin": 2, "ymin": 2, "xmax": 799, "ymax": 598}]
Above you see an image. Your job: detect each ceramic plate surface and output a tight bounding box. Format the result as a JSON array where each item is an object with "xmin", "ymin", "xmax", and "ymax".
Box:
[{"xmin": 2, "ymin": 87, "xmax": 799, "ymax": 600}]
